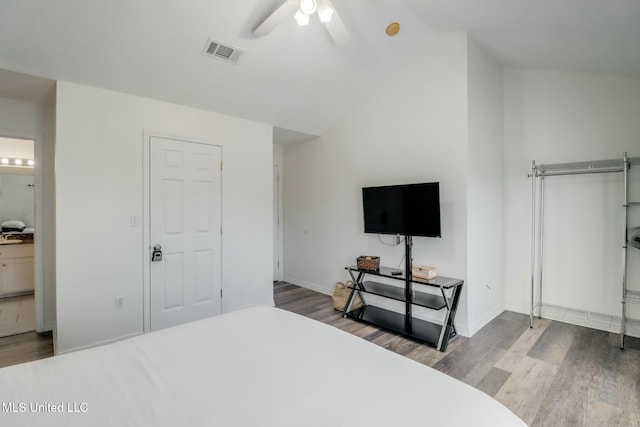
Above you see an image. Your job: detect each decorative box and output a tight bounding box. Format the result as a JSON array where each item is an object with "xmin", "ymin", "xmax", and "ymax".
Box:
[
  {"xmin": 357, "ymin": 256, "xmax": 380, "ymax": 271},
  {"xmin": 412, "ymin": 265, "xmax": 438, "ymax": 280}
]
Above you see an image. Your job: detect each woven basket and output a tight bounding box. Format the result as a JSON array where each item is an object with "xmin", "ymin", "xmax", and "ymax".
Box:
[
  {"xmin": 357, "ymin": 256, "xmax": 380, "ymax": 271},
  {"xmin": 332, "ymin": 281, "xmax": 363, "ymax": 312}
]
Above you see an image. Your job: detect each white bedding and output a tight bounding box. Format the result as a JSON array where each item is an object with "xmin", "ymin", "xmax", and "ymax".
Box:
[{"xmin": 0, "ymin": 306, "xmax": 526, "ymax": 426}]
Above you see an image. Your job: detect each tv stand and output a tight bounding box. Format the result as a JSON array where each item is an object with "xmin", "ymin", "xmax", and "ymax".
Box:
[{"xmin": 343, "ymin": 236, "xmax": 463, "ymax": 351}]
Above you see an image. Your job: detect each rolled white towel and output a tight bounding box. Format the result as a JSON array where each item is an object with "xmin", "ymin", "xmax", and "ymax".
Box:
[{"xmin": 1, "ymin": 220, "xmax": 26, "ymax": 232}]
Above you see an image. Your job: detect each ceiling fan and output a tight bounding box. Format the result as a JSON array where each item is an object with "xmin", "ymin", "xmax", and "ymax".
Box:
[{"xmin": 253, "ymin": 0, "xmax": 349, "ymax": 45}]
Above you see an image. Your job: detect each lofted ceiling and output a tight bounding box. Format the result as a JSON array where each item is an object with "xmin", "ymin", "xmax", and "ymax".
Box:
[
  {"xmin": 0, "ymin": 69, "xmax": 55, "ymax": 104},
  {"xmin": 403, "ymin": 0, "xmax": 640, "ymax": 76},
  {"xmin": 0, "ymin": 0, "xmax": 638, "ymax": 139}
]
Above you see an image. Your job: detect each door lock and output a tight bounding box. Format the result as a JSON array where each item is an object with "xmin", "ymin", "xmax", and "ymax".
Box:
[{"xmin": 151, "ymin": 244, "xmax": 163, "ymax": 262}]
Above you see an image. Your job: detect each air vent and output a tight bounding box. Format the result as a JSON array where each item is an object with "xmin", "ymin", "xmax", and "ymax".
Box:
[{"xmin": 202, "ymin": 39, "xmax": 244, "ymax": 64}]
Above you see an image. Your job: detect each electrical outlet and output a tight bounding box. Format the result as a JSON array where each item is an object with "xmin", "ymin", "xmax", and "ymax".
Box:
[{"xmin": 115, "ymin": 297, "xmax": 124, "ymax": 310}]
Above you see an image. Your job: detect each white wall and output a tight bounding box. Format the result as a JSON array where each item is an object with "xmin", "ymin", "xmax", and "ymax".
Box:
[
  {"xmin": 0, "ymin": 96, "xmax": 55, "ymax": 332},
  {"xmin": 503, "ymin": 70, "xmax": 640, "ymax": 327},
  {"xmin": 466, "ymin": 38, "xmax": 504, "ymax": 335},
  {"xmin": 55, "ymin": 81, "xmax": 273, "ymax": 353},
  {"xmin": 283, "ymin": 33, "xmax": 471, "ymax": 333}
]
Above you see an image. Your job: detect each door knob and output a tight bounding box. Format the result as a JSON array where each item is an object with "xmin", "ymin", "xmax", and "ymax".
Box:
[{"xmin": 151, "ymin": 244, "xmax": 163, "ymax": 262}]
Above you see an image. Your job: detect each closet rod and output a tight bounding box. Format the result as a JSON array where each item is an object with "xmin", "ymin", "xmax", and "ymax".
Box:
[
  {"xmin": 536, "ymin": 156, "xmax": 640, "ymax": 172},
  {"xmin": 537, "ymin": 168, "xmax": 623, "ymax": 177}
]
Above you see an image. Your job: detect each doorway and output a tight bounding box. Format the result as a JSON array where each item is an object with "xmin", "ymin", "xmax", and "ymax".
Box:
[
  {"xmin": 0, "ymin": 137, "xmax": 36, "ymax": 337},
  {"xmin": 273, "ymin": 164, "xmax": 280, "ymax": 282},
  {"xmin": 144, "ymin": 135, "xmax": 223, "ymax": 332}
]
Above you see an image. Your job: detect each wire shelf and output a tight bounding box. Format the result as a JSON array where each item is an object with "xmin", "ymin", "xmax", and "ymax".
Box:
[
  {"xmin": 533, "ymin": 156, "xmax": 639, "ymax": 176},
  {"xmin": 529, "ymin": 152, "xmax": 639, "ymax": 349}
]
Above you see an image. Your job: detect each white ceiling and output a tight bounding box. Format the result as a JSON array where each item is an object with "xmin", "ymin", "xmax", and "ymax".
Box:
[
  {"xmin": 0, "ymin": 0, "xmax": 638, "ymax": 140},
  {"xmin": 404, "ymin": 0, "xmax": 640, "ymax": 76}
]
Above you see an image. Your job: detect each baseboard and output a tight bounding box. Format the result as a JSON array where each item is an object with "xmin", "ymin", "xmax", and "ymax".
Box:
[
  {"xmin": 455, "ymin": 325, "xmax": 470, "ymax": 338},
  {"xmin": 283, "ymin": 276, "xmax": 333, "ymax": 296},
  {"xmin": 56, "ymin": 331, "xmax": 143, "ymax": 355},
  {"xmin": 43, "ymin": 320, "xmax": 54, "ymax": 333},
  {"xmin": 533, "ymin": 304, "xmax": 640, "ymax": 339},
  {"xmin": 503, "ymin": 302, "xmax": 529, "ymax": 317},
  {"xmin": 467, "ymin": 305, "xmax": 504, "ymax": 337}
]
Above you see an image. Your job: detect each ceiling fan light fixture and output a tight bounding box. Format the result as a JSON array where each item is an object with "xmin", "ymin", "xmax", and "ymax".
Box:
[
  {"xmin": 299, "ymin": 0, "xmax": 317, "ymax": 15},
  {"xmin": 294, "ymin": 9, "xmax": 310, "ymax": 26},
  {"xmin": 317, "ymin": 1, "xmax": 334, "ymax": 23}
]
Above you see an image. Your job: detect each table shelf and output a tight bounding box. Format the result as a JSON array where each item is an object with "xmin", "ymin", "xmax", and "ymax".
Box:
[
  {"xmin": 346, "ymin": 305, "xmax": 456, "ymax": 345},
  {"xmin": 343, "ymin": 265, "xmax": 463, "ymax": 351},
  {"xmin": 349, "ymin": 281, "xmax": 448, "ymax": 310}
]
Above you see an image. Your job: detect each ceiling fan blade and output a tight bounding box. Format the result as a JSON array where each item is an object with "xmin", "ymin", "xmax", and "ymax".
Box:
[
  {"xmin": 254, "ymin": 0, "xmax": 299, "ymax": 37},
  {"xmin": 322, "ymin": 0, "xmax": 350, "ymax": 45}
]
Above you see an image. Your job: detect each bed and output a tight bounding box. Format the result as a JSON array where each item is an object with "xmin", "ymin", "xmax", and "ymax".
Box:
[{"xmin": 0, "ymin": 306, "xmax": 526, "ymax": 426}]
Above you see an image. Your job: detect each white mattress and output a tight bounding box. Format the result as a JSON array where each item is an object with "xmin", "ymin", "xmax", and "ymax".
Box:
[{"xmin": 0, "ymin": 306, "xmax": 526, "ymax": 426}]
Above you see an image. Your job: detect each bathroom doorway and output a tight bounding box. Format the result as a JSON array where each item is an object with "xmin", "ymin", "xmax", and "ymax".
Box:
[{"xmin": 0, "ymin": 137, "xmax": 36, "ymax": 337}]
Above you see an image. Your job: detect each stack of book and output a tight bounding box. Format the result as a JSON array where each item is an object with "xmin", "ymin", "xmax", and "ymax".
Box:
[{"xmin": 411, "ymin": 265, "xmax": 437, "ymax": 280}]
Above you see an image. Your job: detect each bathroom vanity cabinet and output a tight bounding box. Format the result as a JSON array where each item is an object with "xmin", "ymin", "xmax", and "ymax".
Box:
[{"xmin": 0, "ymin": 243, "xmax": 34, "ymax": 297}]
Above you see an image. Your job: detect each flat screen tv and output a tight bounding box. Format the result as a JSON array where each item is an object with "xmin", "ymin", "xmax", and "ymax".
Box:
[{"xmin": 362, "ymin": 182, "xmax": 441, "ymax": 237}]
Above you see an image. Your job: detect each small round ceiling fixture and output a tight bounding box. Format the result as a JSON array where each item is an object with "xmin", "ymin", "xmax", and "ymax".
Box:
[
  {"xmin": 300, "ymin": 0, "xmax": 318, "ymax": 15},
  {"xmin": 386, "ymin": 22, "xmax": 400, "ymax": 37}
]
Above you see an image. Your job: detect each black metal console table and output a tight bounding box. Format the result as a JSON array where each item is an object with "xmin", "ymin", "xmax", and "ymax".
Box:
[{"xmin": 343, "ymin": 265, "xmax": 464, "ymax": 351}]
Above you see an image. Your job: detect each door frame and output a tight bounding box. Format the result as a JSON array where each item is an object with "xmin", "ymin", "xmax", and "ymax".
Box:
[
  {"xmin": 273, "ymin": 164, "xmax": 283, "ymax": 281},
  {"xmin": 0, "ymin": 130, "xmax": 45, "ymax": 333},
  {"xmin": 142, "ymin": 131, "xmax": 223, "ymax": 333}
]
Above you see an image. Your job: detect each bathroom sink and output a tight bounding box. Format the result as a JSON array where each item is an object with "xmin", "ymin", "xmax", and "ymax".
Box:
[{"xmin": 0, "ymin": 240, "xmax": 22, "ymax": 245}]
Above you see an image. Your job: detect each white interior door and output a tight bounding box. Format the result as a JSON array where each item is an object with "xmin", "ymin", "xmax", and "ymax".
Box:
[
  {"xmin": 149, "ymin": 136, "xmax": 222, "ymax": 331},
  {"xmin": 273, "ymin": 165, "xmax": 280, "ymax": 281}
]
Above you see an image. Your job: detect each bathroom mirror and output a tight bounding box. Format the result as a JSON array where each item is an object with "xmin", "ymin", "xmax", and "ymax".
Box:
[
  {"xmin": 0, "ymin": 171, "xmax": 35, "ymax": 229},
  {"xmin": 0, "ymin": 137, "xmax": 35, "ymax": 231}
]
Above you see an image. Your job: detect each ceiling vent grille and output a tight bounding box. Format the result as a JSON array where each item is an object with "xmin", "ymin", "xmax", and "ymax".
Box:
[{"xmin": 202, "ymin": 39, "xmax": 244, "ymax": 64}]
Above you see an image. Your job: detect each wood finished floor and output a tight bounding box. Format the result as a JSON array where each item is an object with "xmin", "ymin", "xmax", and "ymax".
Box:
[
  {"xmin": 0, "ymin": 331, "xmax": 53, "ymax": 369},
  {"xmin": 1, "ymin": 283, "xmax": 638, "ymax": 426},
  {"xmin": 0, "ymin": 294, "xmax": 51, "ymax": 369},
  {"xmin": 274, "ymin": 282, "xmax": 640, "ymax": 427}
]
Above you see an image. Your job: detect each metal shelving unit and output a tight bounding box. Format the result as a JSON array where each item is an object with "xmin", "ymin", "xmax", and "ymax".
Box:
[
  {"xmin": 343, "ymin": 265, "xmax": 463, "ymax": 352},
  {"xmin": 529, "ymin": 152, "xmax": 639, "ymax": 349}
]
